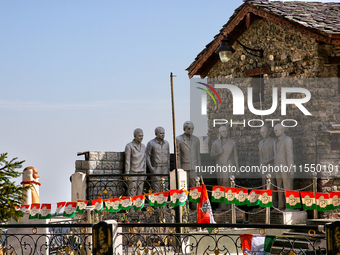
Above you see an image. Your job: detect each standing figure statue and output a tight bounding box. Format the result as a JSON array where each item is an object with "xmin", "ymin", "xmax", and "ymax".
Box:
[
  {"xmin": 211, "ymin": 126, "xmax": 239, "ymax": 209},
  {"xmin": 125, "ymin": 128, "xmax": 146, "ymax": 197},
  {"xmin": 146, "ymin": 127, "xmax": 170, "ymax": 192},
  {"xmin": 259, "ymin": 125, "xmax": 277, "ymax": 207},
  {"xmin": 274, "ymin": 123, "xmax": 294, "ymax": 209},
  {"xmin": 176, "ymin": 121, "xmax": 201, "ymax": 189},
  {"xmin": 21, "ymin": 166, "xmax": 41, "ymax": 205}
]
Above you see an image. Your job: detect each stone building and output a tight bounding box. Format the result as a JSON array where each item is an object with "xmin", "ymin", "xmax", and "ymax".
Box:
[{"xmin": 187, "ymin": 0, "xmax": 340, "ymax": 217}]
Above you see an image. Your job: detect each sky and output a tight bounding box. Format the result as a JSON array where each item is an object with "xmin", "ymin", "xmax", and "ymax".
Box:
[{"xmin": 1, "ymin": 0, "xmax": 339, "ymax": 208}]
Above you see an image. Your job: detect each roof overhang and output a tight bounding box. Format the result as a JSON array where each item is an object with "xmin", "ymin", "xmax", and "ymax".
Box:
[{"xmin": 187, "ymin": 2, "xmax": 340, "ymax": 79}]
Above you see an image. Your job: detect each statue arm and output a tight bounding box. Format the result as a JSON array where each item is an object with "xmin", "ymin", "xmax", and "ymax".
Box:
[
  {"xmin": 125, "ymin": 144, "xmax": 131, "ymax": 174},
  {"xmin": 196, "ymin": 138, "xmax": 201, "ymax": 166},
  {"xmin": 176, "ymin": 138, "xmax": 181, "ymax": 169},
  {"xmin": 210, "ymin": 142, "xmax": 222, "ymax": 159},
  {"xmin": 167, "ymin": 142, "xmax": 170, "ymax": 171},
  {"xmin": 286, "ymin": 138, "xmax": 294, "ymax": 173},
  {"xmin": 146, "ymin": 142, "xmax": 155, "ymax": 172},
  {"xmin": 233, "ymin": 144, "xmax": 239, "ymax": 170}
]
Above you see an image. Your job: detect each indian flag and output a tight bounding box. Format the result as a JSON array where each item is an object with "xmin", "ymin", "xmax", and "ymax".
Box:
[
  {"xmin": 247, "ymin": 190, "xmax": 261, "ymax": 206},
  {"xmin": 92, "ymin": 198, "xmax": 104, "ymax": 213},
  {"xmin": 330, "ymin": 191, "xmax": 340, "ymax": 209},
  {"xmin": 54, "ymin": 202, "xmax": 66, "ymax": 216},
  {"xmin": 105, "ymin": 198, "xmax": 121, "ymax": 213},
  {"xmin": 29, "ymin": 203, "xmax": 40, "ymax": 219},
  {"xmin": 154, "ymin": 192, "xmax": 169, "ymax": 207},
  {"xmin": 259, "ymin": 190, "xmax": 272, "ymax": 207},
  {"xmin": 39, "ymin": 203, "xmax": 51, "ymax": 219},
  {"xmin": 225, "ymin": 187, "xmax": 237, "ymax": 205},
  {"xmin": 285, "ymin": 190, "xmax": 301, "ymax": 209},
  {"xmin": 133, "ymin": 195, "xmax": 145, "ymax": 211},
  {"xmin": 170, "ymin": 189, "xmax": 189, "ymax": 207},
  {"xmin": 300, "ymin": 191, "xmax": 316, "ymax": 210},
  {"xmin": 189, "ymin": 186, "xmax": 202, "ymax": 203},
  {"xmin": 236, "ymin": 188, "xmax": 248, "ymax": 206},
  {"xmin": 240, "ymin": 234, "xmax": 276, "ymax": 255},
  {"xmin": 211, "ymin": 186, "xmax": 225, "ymax": 203},
  {"xmin": 316, "ymin": 192, "xmax": 333, "ymax": 211},
  {"xmin": 63, "ymin": 202, "xmax": 77, "ymax": 217},
  {"xmin": 121, "ymin": 197, "xmax": 132, "ymax": 210},
  {"xmin": 76, "ymin": 200, "xmax": 88, "ymax": 214}
]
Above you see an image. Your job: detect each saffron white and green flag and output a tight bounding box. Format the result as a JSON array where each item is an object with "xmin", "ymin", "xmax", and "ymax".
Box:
[
  {"xmin": 259, "ymin": 190, "xmax": 272, "ymax": 207},
  {"xmin": 105, "ymin": 198, "xmax": 121, "ymax": 213},
  {"xmin": 211, "ymin": 186, "xmax": 225, "ymax": 203},
  {"xmin": 240, "ymin": 234, "xmax": 276, "ymax": 255},
  {"xmin": 39, "ymin": 203, "xmax": 52, "ymax": 219},
  {"xmin": 170, "ymin": 189, "xmax": 188, "ymax": 207},
  {"xmin": 21, "ymin": 204, "xmax": 30, "ymax": 213},
  {"xmin": 236, "ymin": 188, "xmax": 248, "ymax": 206},
  {"xmin": 54, "ymin": 202, "xmax": 66, "ymax": 216},
  {"xmin": 285, "ymin": 190, "xmax": 301, "ymax": 209},
  {"xmin": 29, "ymin": 203, "xmax": 40, "ymax": 219},
  {"xmin": 300, "ymin": 191, "xmax": 316, "ymax": 210},
  {"xmin": 225, "ymin": 187, "xmax": 237, "ymax": 205},
  {"xmin": 121, "ymin": 197, "xmax": 132, "ymax": 210},
  {"xmin": 189, "ymin": 186, "xmax": 202, "ymax": 203},
  {"xmin": 133, "ymin": 195, "xmax": 145, "ymax": 211},
  {"xmin": 154, "ymin": 192, "xmax": 169, "ymax": 207},
  {"xmin": 316, "ymin": 192, "xmax": 333, "ymax": 211},
  {"xmin": 92, "ymin": 198, "xmax": 104, "ymax": 213},
  {"xmin": 330, "ymin": 191, "xmax": 340, "ymax": 209},
  {"xmin": 76, "ymin": 200, "xmax": 88, "ymax": 214},
  {"xmin": 63, "ymin": 202, "xmax": 77, "ymax": 218},
  {"xmin": 247, "ymin": 190, "xmax": 261, "ymax": 206}
]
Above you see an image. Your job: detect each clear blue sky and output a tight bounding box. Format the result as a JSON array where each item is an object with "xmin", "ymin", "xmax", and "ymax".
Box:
[{"xmin": 1, "ymin": 0, "xmax": 337, "ymax": 207}]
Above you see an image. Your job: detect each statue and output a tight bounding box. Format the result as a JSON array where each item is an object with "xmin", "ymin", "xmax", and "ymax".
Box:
[
  {"xmin": 146, "ymin": 127, "xmax": 170, "ymax": 192},
  {"xmin": 176, "ymin": 121, "xmax": 201, "ymax": 189},
  {"xmin": 211, "ymin": 126, "xmax": 239, "ymax": 209},
  {"xmin": 274, "ymin": 123, "xmax": 294, "ymax": 209},
  {"xmin": 125, "ymin": 128, "xmax": 146, "ymax": 197},
  {"xmin": 258, "ymin": 125, "xmax": 277, "ymax": 207},
  {"xmin": 21, "ymin": 166, "xmax": 40, "ymax": 205}
]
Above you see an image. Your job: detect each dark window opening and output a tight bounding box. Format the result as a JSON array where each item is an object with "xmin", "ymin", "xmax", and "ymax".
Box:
[{"xmin": 250, "ymin": 75, "xmax": 264, "ymax": 103}]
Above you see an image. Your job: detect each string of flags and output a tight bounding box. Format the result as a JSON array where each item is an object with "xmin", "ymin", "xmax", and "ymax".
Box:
[
  {"xmin": 17, "ymin": 186, "xmax": 340, "ymax": 220},
  {"xmin": 202, "ymin": 185, "xmax": 340, "ymax": 211},
  {"xmin": 18, "ymin": 189, "xmax": 188, "ymax": 220}
]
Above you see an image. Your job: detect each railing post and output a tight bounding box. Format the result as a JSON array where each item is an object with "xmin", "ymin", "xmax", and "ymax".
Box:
[
  {"xmin": 230, "ymin": 175, "xmax": 236, "ymax": 224},
  {"xmin": 266, "ymin": 174, "xmax": 271, "ymax": 224},
  {"xmin": 312, "ymin": 172, "xmax": 318, "ymax": 219}
]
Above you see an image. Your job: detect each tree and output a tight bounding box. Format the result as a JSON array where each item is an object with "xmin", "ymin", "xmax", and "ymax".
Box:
[{"xmin": 0, "ymin": 153, "xmax": 29, "ymax": 223}]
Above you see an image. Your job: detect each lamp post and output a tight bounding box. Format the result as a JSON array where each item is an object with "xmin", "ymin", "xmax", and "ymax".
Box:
[{"xmin": 215, "ymin": 34, "xmax": 263, "ymax": 62}]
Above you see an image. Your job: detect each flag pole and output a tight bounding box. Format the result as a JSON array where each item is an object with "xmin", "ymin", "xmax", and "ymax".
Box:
[{"xmin": 170, "ymin": 72, "xmax": 182, "ymax": 229}]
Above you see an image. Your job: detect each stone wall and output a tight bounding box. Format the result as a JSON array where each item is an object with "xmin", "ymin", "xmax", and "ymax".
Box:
[{"xmin": 206, "ymin": 18, "xmax": 340, "ymax": 217}]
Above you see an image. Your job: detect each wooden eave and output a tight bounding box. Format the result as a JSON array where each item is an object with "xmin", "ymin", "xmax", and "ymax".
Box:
[{"xmin": 187, "ymin": 3, "xmax": 338, "ymax": 79}]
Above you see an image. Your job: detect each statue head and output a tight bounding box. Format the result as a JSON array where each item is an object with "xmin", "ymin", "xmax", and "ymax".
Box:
[
  {"xmin": 274, "ymin": 124, "xmax": 285, "ymax": 138},
  {"xmin": 183, "ymin": 121, "xmax": 194, "ymax": 137},
  {"xmin": 133, "ymin": 128, "xmax": 144, "ymax": 144},
  {"xmin": 155, "ymin": 127, "xmax": 165, "ymax": 141},
  {"xmin": 219, "ymin": 126, "xmax": 229, "ymax": 138},
  {"xmin": 23, "ymin": 166, "xmax": 40, "ymax": 181},
  {"xmin": 260, "ymin": 126, "xmax": 270, "ymax": 139}
]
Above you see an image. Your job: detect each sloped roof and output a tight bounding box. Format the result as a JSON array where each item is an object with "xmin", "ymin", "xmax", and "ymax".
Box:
[
  {"xmin": 251, "ymin": 0, "xmax": 340, "ymax": 33},
  {"xmin": 187, "ymin": 0, "xmax": 340, "ymax": 78}
]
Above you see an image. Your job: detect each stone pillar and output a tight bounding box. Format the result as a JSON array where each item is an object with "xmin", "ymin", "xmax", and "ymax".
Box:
[{"xmin": 71, "ymin": 172, "xmax": 87, "ymax": 201}]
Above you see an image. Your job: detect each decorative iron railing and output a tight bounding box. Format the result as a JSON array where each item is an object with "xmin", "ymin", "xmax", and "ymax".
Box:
[{"xmin": 1, "ymin": 223, "xmax": 327, "ymax": 255}]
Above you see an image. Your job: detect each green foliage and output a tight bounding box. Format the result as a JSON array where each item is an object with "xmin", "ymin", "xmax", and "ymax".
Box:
[{"xmin": 0, "ymin": 153, "xmax": 29, "ymax": 223}]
